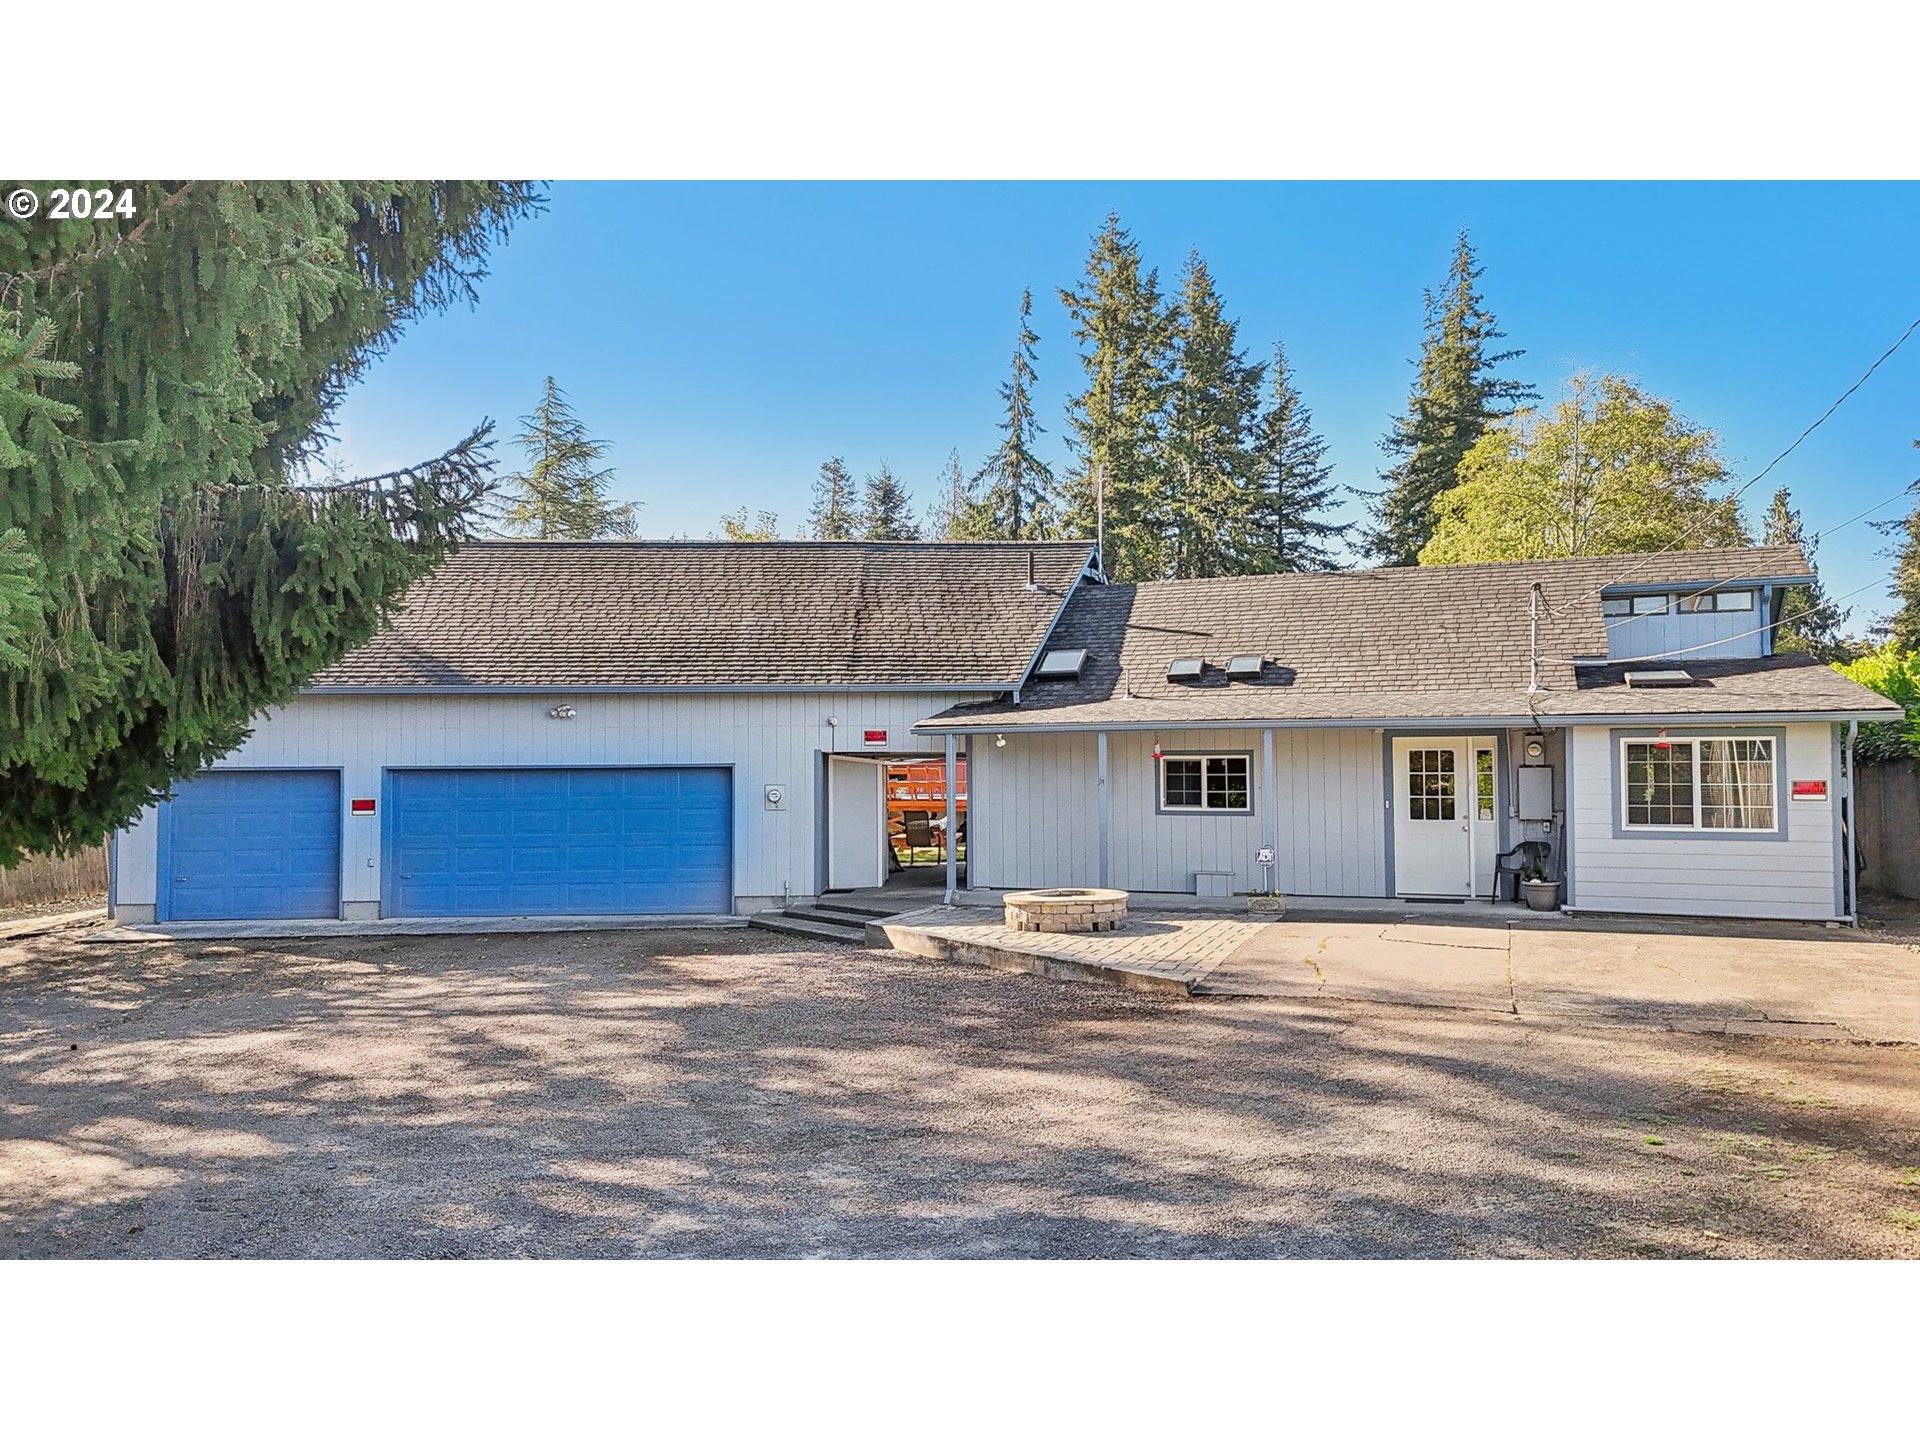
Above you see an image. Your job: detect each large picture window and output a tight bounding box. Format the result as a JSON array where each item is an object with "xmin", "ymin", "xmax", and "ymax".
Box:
[
  {"xmin": 1621, "ymin": 736, "xmax": 1777, "ymax": 832},
  {"xmin": 1160, "ymin": 754, "xmax": 1251, "ymax": 813}
]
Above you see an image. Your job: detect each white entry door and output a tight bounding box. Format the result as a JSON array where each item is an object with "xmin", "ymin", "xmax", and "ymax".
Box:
[
  {"xmin": 1392, "ymin": 737, "xmax": 1472, "ymax": 897},
  {"xmin": 827, "ymin": 757, "xmax": 885, "ymax": 890}
]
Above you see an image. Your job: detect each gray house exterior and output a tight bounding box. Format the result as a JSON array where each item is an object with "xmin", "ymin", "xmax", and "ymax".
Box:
[{"xmin": 109, "ymin": 540, "xmax": 1901, "ymax": 926}]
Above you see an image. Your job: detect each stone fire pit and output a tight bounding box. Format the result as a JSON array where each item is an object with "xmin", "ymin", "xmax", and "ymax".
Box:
[{"xmin": 1002, "ymin": 887, "xmax": 1129, "ymax": 934}]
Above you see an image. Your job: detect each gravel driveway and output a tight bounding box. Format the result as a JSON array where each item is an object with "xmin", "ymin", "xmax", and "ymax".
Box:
[{"xmin": 4, "ymin": 926, "xmax": 1918, "ymax": 1258}]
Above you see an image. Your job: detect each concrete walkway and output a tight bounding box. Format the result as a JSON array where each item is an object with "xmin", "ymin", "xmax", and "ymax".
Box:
[
  {"xmin": 87, "ymin": 913, "xmax": 745, "ymax": 943},
  {"xmin": 874, "ymin": 905, "xmax": 1920, "ymax": 1042}
]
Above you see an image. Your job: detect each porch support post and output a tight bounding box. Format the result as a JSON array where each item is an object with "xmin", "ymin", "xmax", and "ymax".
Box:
[
  {"xmin": 943, "ymin": 732, "xmax": 959, "ymax": 905},
  {"xmin": 1262, "ymin": 729, "xmax": 1276, "ymax": 872},
  {"xmin": 1097, "ymin": 731, "xmax": 1111, "ymax": 888}
]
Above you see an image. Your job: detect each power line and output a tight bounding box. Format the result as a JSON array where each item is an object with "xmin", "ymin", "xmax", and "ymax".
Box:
[
  {"xmin": 1547, "ymin": 311, "xmax": 1920, "ymax": 619},
  {"xmin": 1597, "ymin": 472, "xmax": 1920, "ymax": 631}
]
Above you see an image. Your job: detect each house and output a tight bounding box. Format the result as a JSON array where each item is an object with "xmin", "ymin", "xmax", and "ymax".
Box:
[{"xmin": 107, "ymin": 539, "xmax": 1901, "ymax": 927}]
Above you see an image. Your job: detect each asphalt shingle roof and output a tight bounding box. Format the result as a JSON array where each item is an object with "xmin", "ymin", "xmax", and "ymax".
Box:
[
  {"xmin": 916, "ymin": 546, "xmax": 1900, "ymax": 728},
  {"xmin": 310, "ymin": 541, "xmax": 1096, "ymax": 690}
]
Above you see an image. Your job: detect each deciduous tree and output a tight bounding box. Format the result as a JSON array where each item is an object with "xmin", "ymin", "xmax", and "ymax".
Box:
[{"xmin": 1419, "ymin": 372, "xmax": 1749, "ymax": 564}]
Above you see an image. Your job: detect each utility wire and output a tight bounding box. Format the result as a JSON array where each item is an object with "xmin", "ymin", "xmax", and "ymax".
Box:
[
  {"xmin": 1597, "ymin": 473, "xmax": 1920, "ymax": 631},
  {"xmin": 1547, "ymin": 312, "xmax": 1920, "ymax": 619}
]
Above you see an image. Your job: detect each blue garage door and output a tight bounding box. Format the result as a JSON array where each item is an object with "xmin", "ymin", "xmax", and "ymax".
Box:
[
  {"xmin": 387, "ymin": 768, "xmax": 732, "ymax": 917},
  {"xmin": 163, "ymin": 771, "xmax": 341, "ymax": 920}
]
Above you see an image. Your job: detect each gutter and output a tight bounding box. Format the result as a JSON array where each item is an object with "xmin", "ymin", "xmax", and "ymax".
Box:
[{"xmin": 914, "ymin": 707, "xmax": 1903, "ymax": 736}]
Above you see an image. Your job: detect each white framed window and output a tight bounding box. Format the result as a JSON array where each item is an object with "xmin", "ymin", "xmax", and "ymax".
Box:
[
  {"xmin": 1679, "ymin": 589, "xmax": 1756, "ymax": 613},
  {"xmin": 1160, "ymin": 754, "xmax": 1251, "ymax": 813},
  {"xmin": 1620, "ymin": 735, "xmax": 1777, "ymax": 833}
]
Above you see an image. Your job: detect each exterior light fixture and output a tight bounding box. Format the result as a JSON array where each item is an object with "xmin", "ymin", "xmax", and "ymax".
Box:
[
  {"xmin": 994, "ymin": 733, "xmax": 1006, "ymax": 749},
  {"xmin": 548, "ymin": 704, "xmax": 576, "ymax": 720}
]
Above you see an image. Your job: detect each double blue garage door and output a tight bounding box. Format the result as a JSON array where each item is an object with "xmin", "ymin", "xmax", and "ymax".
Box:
[
  {"xmin": 162, "ymin": 767, "xmax": 732, "ymax": 920},
  {"xmin": 387, "ymin": 768, "xmax": 732, "ymax": 917}
]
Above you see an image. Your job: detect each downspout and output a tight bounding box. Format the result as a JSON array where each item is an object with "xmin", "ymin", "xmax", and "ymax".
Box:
[{"xmin": 1845, "ymin": 719, "xmax": 1859, "ymax": 926}]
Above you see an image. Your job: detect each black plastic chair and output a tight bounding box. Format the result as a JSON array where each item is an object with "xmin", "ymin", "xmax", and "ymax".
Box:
[{"xmin": 1495, "ymin": 840, "xmax": 1551, "ymax": 903}]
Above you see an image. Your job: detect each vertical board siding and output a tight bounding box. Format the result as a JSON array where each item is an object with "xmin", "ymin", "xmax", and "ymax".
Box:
[
  {"xmin": 0, "ymin": 845, "xmax": 109, "ymax": 907},
  {"xmin": 114, "ymin": 690, "xmax": 973, "ymax": 914},
  {"xmin": 1856, "ymin": 760, "xmax": 1920, "ymax": 900},
  {"xmin": 1606, "ymin": 609, "xmax": 1764, "ymax": 662},
  {"xmin": 1568, "ymin": 722, "xmax": 1839, "ymax": 920},
  {"xmin": 974, "ymin": 727, "xmax": 1385, "ymax": 896}
]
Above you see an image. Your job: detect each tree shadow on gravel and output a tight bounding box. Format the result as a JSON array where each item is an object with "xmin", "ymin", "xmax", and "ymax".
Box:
[{"xmin": 3, "ymin": 928, "xmax": 1918, "ymax": 1259}]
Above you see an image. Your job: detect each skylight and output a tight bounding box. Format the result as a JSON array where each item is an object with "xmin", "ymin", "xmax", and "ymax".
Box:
[
  {"xmin": 1167, "ymin": 657, "xmax": 1205, "ymax": 681},
  {"xmin": 1225, "ymin": 654, "xmax": 1264, "ymax": 679},
  {"xmin": 1035, "ymin": 647, "xmax": 1088, "ymax": 679},
  {"xmin": 1625, "ymin": 669, "xmax": 1694, "ymax": 688}
]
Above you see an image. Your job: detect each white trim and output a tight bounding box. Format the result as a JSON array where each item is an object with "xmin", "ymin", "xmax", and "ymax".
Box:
[
  {"xmin": 1618, "ymin": 733, "xmax": 1780, "ymax": 835},
  {"xmin": 1158, "ymin": 752, "xmax": 1254, "ymax": 814}
]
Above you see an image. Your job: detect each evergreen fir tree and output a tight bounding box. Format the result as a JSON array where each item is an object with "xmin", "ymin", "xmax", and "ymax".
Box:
[
  {"xmin": 499, "ymin": 377, "xmax": 636, "ymax": 538},
  {"xmin": 1763, "ymin": 487, "xmax": 1852, "ymax": 661},
  {"xmin": 1880, "ymin": 459, "xmax": 1920, "ymax": 651},
  {"xmin": 0, "ymin": 180, "xmax": 540, "ymax": 864},
  {"xmin": 1058, "ymin": 212, "xmax": 1175, "ymax": 581},
  {"xmin": 969, "ymin": 288, "xmax": 1057, "ymax": 540},
  {"xmin": 859, "ymin": 463, "xmax": 921, "ymax": 540},
  {"xmin": 1367, "ymin": 231, "xmax": 1536, "ymax": 566},
  {"xmin": 807, "ymin": 457, "xmax": 858, "ymax": 540},
  {"xmin": 1244, "ymin": 340, "xmax": 1349, "ymax": 572},
  {"xmin": 1162, "ymin": 252, "xmax": 1264, "ymax": 579}
]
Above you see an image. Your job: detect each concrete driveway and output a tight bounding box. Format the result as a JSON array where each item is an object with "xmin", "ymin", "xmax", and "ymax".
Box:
[{"xmin": 1199, "ymin": 912, "xmax": 1920, "ymax": 1042}]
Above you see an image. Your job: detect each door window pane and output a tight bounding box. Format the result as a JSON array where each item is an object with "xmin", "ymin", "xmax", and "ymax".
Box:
[
  {"xmin": 1408, "ymin": 748, "xmax": 1456, "ymax": 821},
  {"xmin": 1475, "ymin": 749, "xmax": 1495, "ymax": 821}
]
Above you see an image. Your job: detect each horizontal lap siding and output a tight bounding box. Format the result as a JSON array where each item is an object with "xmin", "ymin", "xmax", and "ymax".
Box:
[
  {"xmin": 113, "ymin": 690, "xmax": 971, "ymax": 914},
  {"xmin": 974, "ymin": 727, "xmax": 1384, "ymax": 897},
  {"xmin": 1569, "ymin": 722, "xmax": 1838, "ymax": 920}
]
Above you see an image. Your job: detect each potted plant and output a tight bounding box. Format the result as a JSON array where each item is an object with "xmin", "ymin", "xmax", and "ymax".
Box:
[
  {"xmin": 1246, "ymin": 890, "xmax": 1287, "ymax": 916},
  {"xmin": 1520, "ymin": 860, "xmax": 1560, "ymax": 912}
]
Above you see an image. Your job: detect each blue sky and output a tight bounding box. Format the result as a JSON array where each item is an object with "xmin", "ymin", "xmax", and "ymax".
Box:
[{"xmin": 327, "ymin": 182, "xmax": 1920, "ymax": 628}]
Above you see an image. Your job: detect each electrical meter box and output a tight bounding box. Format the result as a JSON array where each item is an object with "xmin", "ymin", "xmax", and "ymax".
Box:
[{"xmin": 1517, "ymin": 765, "xmax": 1555, "ymax": 822}]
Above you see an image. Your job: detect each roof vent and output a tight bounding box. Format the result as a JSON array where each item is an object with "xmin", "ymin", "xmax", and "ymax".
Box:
[
  {"xmin": 1225, "ymin": 654, "xmax": 1265, "ymax": 680},
  {"xmin": 1167, "ymin": 657, "xmax": 1205, "ymax": 682},
  {"xmin": 1625, "ymin": 669, "xmax": 1694, "ymax": 688},
  {"xmin": 1035, "ymin": 647, "xmax": 1088, "ymax": 679}
]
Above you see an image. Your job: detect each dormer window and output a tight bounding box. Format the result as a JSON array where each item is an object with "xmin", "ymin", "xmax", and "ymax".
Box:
[{"xmin": 1679, "ymin": 589, "xmax": 1754, "ymax": 612}]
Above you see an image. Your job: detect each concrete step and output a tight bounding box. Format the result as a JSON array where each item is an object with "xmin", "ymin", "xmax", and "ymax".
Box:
[
  {"xmin": 747, "ymin": 912, "xmax": 867, "ymax": 945},
  {"xmin": 812, "ymin": 899, "xmax": 901, "ymax": 920},
  {"xmin": 780, "ymin": 904, "xmax": 877, "ymax": 930}
]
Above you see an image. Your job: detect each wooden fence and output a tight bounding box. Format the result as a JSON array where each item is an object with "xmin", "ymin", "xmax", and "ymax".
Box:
[
  {"xmin": 0, "ymin": 843, "xmax": 109, "ymax": 909},
  {"xmin": 1856, "ymin": 760, "xmax": 1920, "ymax": 901}
]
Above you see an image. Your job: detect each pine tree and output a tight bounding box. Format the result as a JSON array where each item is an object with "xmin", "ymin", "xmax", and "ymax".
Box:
[
  {"xmin": 807, "ymin": 456, "xmax": 857, "ymax": 540},
  {"xmin": 1367, "ymin": 231, "xmax": 1536, "ymax": 566},
  {"xmin": 1058, "ymin": 212, "xmax": 1175, "ymax": 581},
  {"xmin": 499, "ymin": 377, "xmax": 636, "ymax": 538},
  {"xmin": 969, "ymin": 288, "xmax": 1056, "ymax": 540},
  {"xmin": 1880, "ymin": 446, "xmax": 1920, "ymax": 651},
  {"xmin": 1244, "ymin": 340, "xmax": 1349, "ymax": 572},
  {"xmin": 1162, "ymin": 252, "xmax": 1264, "ymax": 579},
  {"xmin": 1763, "ymin": 487, "xmax": 1852, "ymax": 661},
  {"xmin": 0, "ymin": 180, "xmax": 540, "ymax": 864},
  {"xmin": 859, "ymin": 463, "xmax": 921, "ymax": 540}
]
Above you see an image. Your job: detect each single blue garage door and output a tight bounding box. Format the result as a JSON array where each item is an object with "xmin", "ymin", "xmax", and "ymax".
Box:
[
  {"xmin": 386, "ymin": 768, "xmax": 732, "ymax": 917},
  {"xmin": 162, "ymin": 770, "xmax": 341, "ymax": 921}
]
